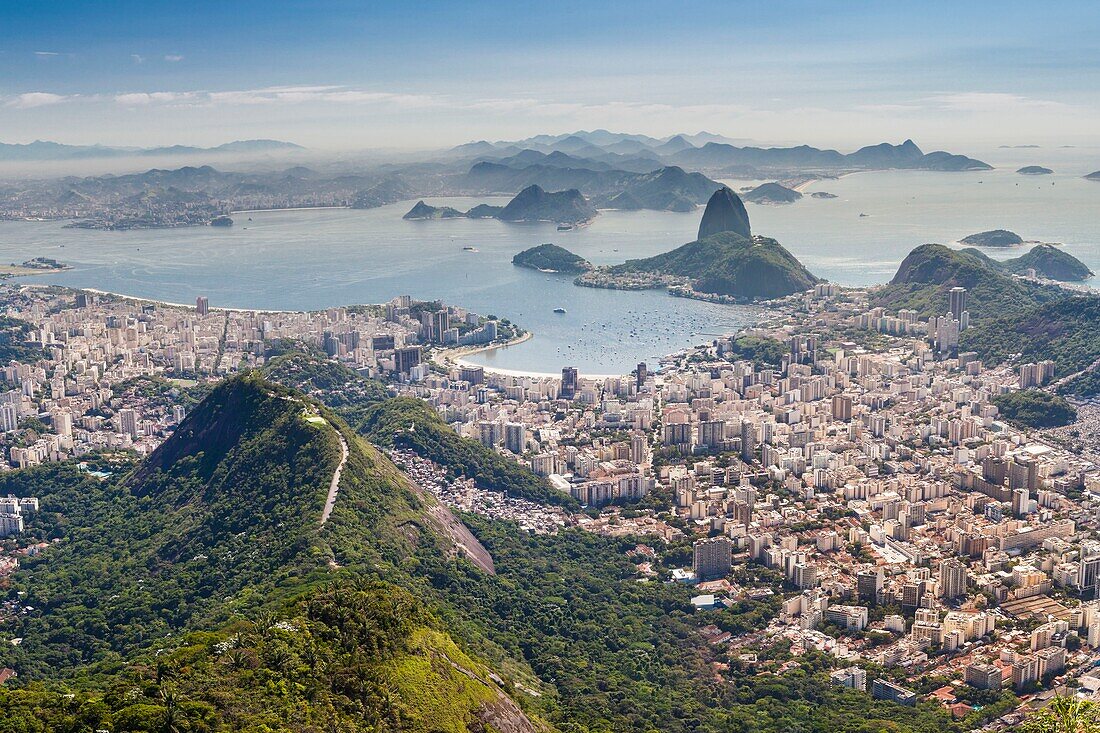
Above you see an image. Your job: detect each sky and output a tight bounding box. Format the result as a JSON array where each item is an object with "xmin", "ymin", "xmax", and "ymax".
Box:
[{"xmin": 2, "ymin": 0, "xmax": 1099, "ymax": 152}]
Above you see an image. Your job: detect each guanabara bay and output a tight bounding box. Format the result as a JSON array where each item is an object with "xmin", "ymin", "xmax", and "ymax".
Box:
[{"xmin": 1, "ymin": 3, "xmax": 1099, "ymax": 733}]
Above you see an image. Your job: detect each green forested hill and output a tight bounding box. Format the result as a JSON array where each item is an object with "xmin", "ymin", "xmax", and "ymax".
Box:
[
  {"xmin": 873, "ymin": 243, "xmax": 1064, "ymax": 319},
  {"xmin": 0, "ymin": 375, "xmax": 450, "ymax": 678}
]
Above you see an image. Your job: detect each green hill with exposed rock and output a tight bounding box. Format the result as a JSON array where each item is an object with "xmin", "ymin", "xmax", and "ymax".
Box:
[
  {"xmin": 403, "ymin": 200, "xmax": 466, "ymax": 219},
  {"xmin": 499, "ymin": 184, "xmax": 595, "ymax": 224}
]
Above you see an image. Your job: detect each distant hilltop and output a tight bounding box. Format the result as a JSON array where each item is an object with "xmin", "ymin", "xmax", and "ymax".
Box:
[
  {"xmin": 742, "ymin": 182, "xmax": 802, "ymax": 205},
  {"xmin": 403, "ymin": 184, "xmax": 596, "ymax": 225},
  {"xmin": 0, "ymin": 138, "xmax": 304, "ymax": 162}
]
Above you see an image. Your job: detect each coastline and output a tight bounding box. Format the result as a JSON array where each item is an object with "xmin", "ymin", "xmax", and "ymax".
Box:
[
  {"xmin": 230, "ymin": 205, "xmax": 352, "ymax": 214},
  {"xmin": 439, "ymin": 331, "xmax": 628, "ymax": 379},
  {"xmin": 75, "ymin": 288, "xmax": 299, "ymax": 314},
  {"xmin": 17, "ymin": 284, "xmax": 762, "ymax": 382}
]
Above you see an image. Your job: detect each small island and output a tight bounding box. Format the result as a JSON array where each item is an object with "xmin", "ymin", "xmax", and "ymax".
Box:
[
  {"xmin": 959, "ymin": 229, "xmax": 1024, "ymax": 247},
  {"xmin": 810, "ymin": 191, "xmax": 838, "ymax": 199},
  {"xmin": 1086, "ymin": 171, "xmax": 1100, "ymax": 181},
  {"xmin": 512, "ymin": 243, "xmax": 592, "ymax": 273},
  {"xmin": 403, "ymin": 201, "xmax": 465, "ymax": 220},
  {"xmin": 1016, "ymin": 166, "xmax": 1053, "ymax": 175},
  {"xmin": 742, "ymin": 182, "xmax": 802, "ymax": 204},
  {"xmin": 209, "ymin": 214, "xmax": 234, "ymax": 227}
]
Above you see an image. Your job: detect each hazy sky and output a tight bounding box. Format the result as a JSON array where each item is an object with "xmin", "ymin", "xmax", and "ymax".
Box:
[{"xmin": 2, "ymin": 0, "xmax": 1099, "ymax": 151}]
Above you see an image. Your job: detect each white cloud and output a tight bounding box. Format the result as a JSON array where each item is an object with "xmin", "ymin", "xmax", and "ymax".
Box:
[
  {"xmin": 33, "ymin": 51, "xmax": 59, "ymax": 57},
  {"xmin": 114, "ymin": 91, "xmax": 200, "ymax": 106},
  {"xmin": 5, "ymin": 92, "xmax": 69, "ymax": 109},
  {"xmin": 164, "ymin": 54, "xmax": 184, "ymax": 62},
  {"xmin": 131, "ymin": 54, "xmax": 146, "ymax": 64},
  {"xmin": 929, "ymin": 92, "xmax": 1068, "ymax": 112}
]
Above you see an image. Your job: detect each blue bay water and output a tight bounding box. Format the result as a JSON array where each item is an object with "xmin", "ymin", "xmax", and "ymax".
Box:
[{"xmin": 0, "ymin": 158, "xmax": 1096, "ymax": 374}]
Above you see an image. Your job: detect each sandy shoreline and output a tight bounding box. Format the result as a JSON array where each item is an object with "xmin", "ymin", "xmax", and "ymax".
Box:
[{"xmin": 439, "ymin": 331, "xmax": 627, "ymax": 379}]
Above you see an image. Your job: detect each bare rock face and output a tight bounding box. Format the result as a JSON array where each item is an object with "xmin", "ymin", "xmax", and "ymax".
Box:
[{"xmin": 697, "ymin": 186, "xmax": 751, "ymax": 240}]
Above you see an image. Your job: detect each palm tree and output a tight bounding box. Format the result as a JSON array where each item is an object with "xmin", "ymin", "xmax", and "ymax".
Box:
[
  {"xmin": 1025, "ymin": 695, "xmax": 1100, "ymax": 733},
  {"xmin": 160, "ymin": 688, "xmax": 182, "ymax": 733}
]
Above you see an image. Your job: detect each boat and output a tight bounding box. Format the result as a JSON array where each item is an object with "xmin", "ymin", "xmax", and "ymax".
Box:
[
  {"xmin": 553, "ymin": 307, "xmax": 567, "ymax": 314},
  {"xmin": 462, "ymin": 246, "xmax": 478, "ymax": 252},
  {"xmin": 556, "ymin": 223, "xmax": 573, "ymax": 231}
]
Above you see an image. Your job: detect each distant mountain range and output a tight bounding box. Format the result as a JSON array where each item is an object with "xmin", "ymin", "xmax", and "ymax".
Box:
[
  {"xmin": 0, "ymin": 138, "xmax": 303, "ymax": 161},
  {"xmin": 452, "ymin": 133, "xmax": 991, "ymax": 174},
  {"xmin": 669, "ymin": 139, "xmax": 990, "ymax": 173},
  {"xmin": 462, "ymin": 162, "xmax": 719, "ymax": 213}
]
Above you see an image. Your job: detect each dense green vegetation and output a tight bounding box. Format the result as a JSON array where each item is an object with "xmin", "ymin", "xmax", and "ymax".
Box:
[
  {"xmin": 959, "ymin": 229, "xmax": 1022, "ymax": 247},
  {"xmin": 993, "ymin": 390, "xmax": 1077, "ymax": 428},
  {"xmin": 359, "ymin": 397, "xmax": 577, "ymax": 509},
  {"xmin": 612, "ymin": 231, "xmax": 818, "ymax": 300},
  {"xmin": 724, "ymin": 335, "xmax": 789, "ymax": 369},
  {"xmin": 512, "ymin": 243, "xmax": 592, "ymax": 273},
  {"xmin": 960, "ymin": 296, "xmax": 1100, "ymax": 396},
  {"xmin": 0, "ymin": 314, "xmax": 46, "ymax": 363},
  {"xmin": 874, "ymin": 243, "xmax": 1064, "ymax": 319},
  {"xmin": 959, "ymin": 244, "xmax": 1094, "ymax": 282},
  {"xmin": 0, "ymin": 581, "xmax": 536, "ymax": 733}
]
